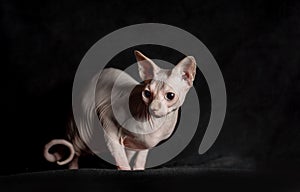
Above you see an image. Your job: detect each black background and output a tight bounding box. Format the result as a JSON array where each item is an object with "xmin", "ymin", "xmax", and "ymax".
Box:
[{"xmin": 2, "ymin": 0, "xmax": 300, "ymax": 178}]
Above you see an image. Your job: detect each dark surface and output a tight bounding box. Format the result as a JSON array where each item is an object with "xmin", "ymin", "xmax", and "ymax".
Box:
[
  {"xmin": 1, "ymin": 0, "xmax": 300, "ymax": 190},
  {"xmin": 1, "ymin": 168, "xmax": 300, "ymax": 192}
]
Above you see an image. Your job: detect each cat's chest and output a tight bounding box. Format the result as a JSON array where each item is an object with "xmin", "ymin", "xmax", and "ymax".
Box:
[{"xmin": 121, "ymin": 111, "xmax": 178, "ymax": 150}]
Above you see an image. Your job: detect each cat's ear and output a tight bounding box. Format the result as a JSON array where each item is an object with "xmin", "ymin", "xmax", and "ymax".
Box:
[
  {"xmin": 173, "ymin": 56, "xmax": 197, "ymax": 86},
  {"xmin": 134, "ymin": 50, "xmax": 160, "ymax": 81}
]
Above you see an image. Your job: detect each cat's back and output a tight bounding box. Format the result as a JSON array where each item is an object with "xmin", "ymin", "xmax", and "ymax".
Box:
[
  {"xmin": 95, "ymin": 68, "xmax": 138, "ymax": 108},
  {"xmin": 97, "ymin": 68, "xmax": 137, "ymax": 89}
]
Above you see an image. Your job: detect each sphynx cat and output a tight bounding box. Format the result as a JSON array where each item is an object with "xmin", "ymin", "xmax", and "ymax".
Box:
[{"xmin": 44, "ymin": 50, "xmax": 196, "ymax": 170}]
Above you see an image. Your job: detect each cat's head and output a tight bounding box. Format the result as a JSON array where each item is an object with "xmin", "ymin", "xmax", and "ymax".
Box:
[{"xmin": 134, "ymin": 50, "xmax": 196, "ymax": 118}]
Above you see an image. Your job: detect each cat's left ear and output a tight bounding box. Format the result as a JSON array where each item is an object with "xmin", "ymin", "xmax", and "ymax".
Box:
[
  {"xmin": 173, "ymin": 56, "xmax": 197, "ymax": 87},
  {"xmin": 134, "ymin": 50, "xmax": 160, "ymax": 81}
]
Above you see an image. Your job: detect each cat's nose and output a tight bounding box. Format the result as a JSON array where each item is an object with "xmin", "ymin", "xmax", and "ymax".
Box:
[{"xmin": 150, "ymin": 100, "xmax": 161, "ymax": 111}]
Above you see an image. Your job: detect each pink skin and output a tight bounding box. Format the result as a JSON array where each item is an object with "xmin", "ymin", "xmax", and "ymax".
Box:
[
  {"xmin": 44, "ymin": 139, "xmax": 78, "ymax": 169},
  {"xmin": 43, "ymin": 50, "xmax": 196, "ymax": 170}
]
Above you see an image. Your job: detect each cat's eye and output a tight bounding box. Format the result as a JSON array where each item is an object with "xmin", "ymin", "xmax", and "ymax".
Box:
[
  {"xmin": 166, "ymin": 92, "xmax": 175, "ymax": 101},
  {"xmin": 143, "ymin": 90, "xmax": 151, "ymax": 98}
]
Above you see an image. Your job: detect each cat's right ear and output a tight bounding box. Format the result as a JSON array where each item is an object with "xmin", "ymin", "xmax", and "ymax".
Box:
[{"xmin": 134, "ymin": 50, "xmax": 160, "ymax": 81}]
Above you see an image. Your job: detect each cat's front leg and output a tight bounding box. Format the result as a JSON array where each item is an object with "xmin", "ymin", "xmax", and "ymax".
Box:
[
  {"xmin": 104, "ymin": 133, "xmax": 131, "ymax": 170},
  {"xmin": 133, "ymin": 150, "xmax": 149, "ymax": 170}
]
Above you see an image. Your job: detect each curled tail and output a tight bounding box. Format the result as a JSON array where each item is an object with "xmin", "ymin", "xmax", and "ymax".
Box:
[{"xmin": 44, "ymin": 139, "xmax": 76, "ymax": 166}]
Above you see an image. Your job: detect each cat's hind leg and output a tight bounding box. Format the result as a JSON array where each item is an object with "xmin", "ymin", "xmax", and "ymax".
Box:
[{"xmin": 68, "ymin": 155, "xmax": 79, "ymax": 169}]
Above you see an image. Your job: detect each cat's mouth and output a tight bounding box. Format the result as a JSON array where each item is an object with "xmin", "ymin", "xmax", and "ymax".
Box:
[{"xmin": 149, "ymin": 110, "xmax": 166, "ymax": 118}]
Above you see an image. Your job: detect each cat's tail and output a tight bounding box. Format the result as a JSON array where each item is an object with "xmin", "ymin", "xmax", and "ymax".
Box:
[{"xmin": 43, "ymin": 139, "xmax": 76, "ymax": 166}]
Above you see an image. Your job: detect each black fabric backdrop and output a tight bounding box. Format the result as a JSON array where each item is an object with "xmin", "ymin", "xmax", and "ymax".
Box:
[{"xmin": 1, "ymin": 0, "xmax": 300, "ymax": 179}]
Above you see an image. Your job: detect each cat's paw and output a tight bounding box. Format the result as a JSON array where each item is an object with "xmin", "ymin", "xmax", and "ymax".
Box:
[
  {"xmin": 133, "ymin": 167, "xmax": 145, "ymax": 171},
  {"xmin": 117, "ymin": 166, "xmax": 131, "ymax": 171}
]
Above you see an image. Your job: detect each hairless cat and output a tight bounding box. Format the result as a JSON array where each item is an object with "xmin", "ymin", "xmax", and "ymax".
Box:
[{"xmin": 44, "ymin": 50, "xmax": 196, "ymax": 170}]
